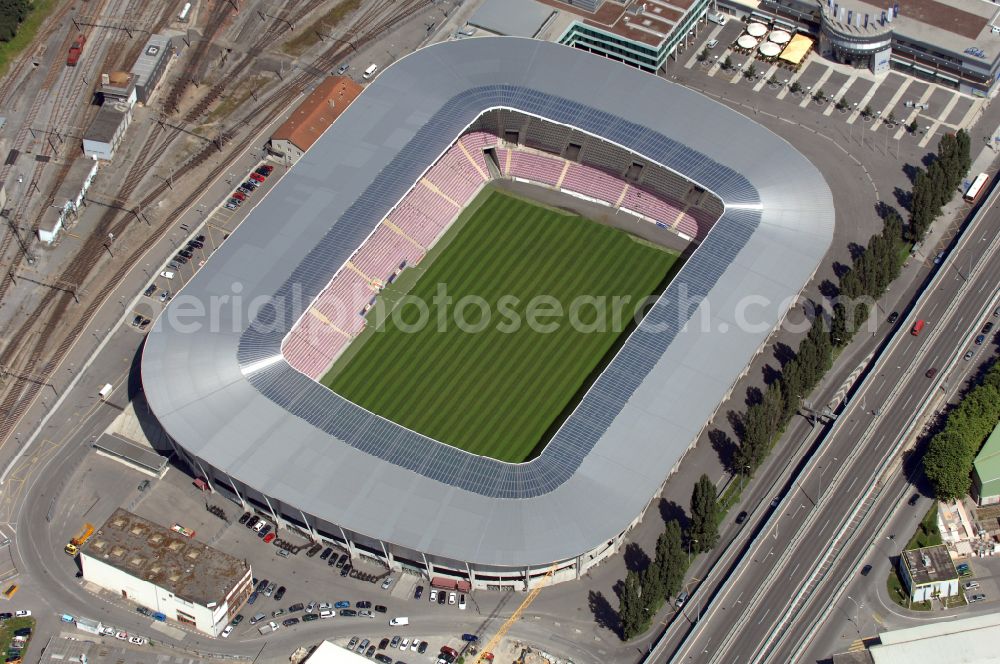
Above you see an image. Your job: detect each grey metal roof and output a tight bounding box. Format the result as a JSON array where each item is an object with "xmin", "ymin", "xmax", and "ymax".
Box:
[
  {"xmin": 141, "ymin": 37, "xmax": 834, "ymax": 568},
  {"xmin": 468, "ymin": 0, "xmax": 556, "ymax": 37},
  {"xmin": 131, "ymin": 34, "xmax": 170, "ymax": 88}
]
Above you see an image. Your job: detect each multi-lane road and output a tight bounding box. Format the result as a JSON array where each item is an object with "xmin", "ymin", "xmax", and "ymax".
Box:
[{"xmin": 659, "ymin": 183, "xmax": 1000, "ymax": 662}]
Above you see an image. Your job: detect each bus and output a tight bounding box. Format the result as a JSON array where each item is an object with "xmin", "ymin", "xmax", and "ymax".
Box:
[{"xmin": 964, "ymin": 172, "xmax": 989, "ymax": 202}]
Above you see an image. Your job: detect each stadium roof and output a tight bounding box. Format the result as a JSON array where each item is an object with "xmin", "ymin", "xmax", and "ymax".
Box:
[
  {"xmin": 468, "ymin": 0, "xmax": 556, "ymax": 38},
  {"xmin": 141, "ymin": 37, "xmax": 834, "ymax": 568}
]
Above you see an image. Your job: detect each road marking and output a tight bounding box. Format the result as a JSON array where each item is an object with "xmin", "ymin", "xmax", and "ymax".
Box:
[
  {"xmin": 799, "ymin": 68, "xmax": 833, "ymax": 109},
  {"xmin": 846, "ymin": 476, "xmax": 858, "ymax": 493},
  {"xmin": 754, "ymin": 64, "xmax": 778, "ymax": 92},
  {"xmin": 757, "ymin": 608, "xmax": 770, "ymax": 624},
  {"xmin": 871, "ymin": 78, "xmax": 911, "ymax": 131},
  {"xmin": 847, "ymin": 78, "xmax": 882, "ymax": 124},
  {"xmin": 824, "ymin": 73, "xmax": 856, "ymax": 117}
]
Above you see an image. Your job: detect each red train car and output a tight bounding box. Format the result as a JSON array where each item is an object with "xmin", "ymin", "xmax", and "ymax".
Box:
[{"xmin": 67, "ymin": 34, "xmax": 86, "ymax": 66}]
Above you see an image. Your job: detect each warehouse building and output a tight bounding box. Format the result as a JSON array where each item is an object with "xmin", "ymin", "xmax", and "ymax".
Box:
[
  {"xmin": 79, "ymin": 509, "xmax": 252, "ymax": 636},
  {"xmin": 973, "ymin": 422, "xmax": 1000, "ymax": 506},
  {"xmin": 269, "ymin": 76, "xmax": 363, "ymax": 164},
  {"xmin": 717, "ymin": 0, "xmax": 1000, "ymax": 95},
  {"xmin": 38, "ymin": 157, "xmax": 99, "ymax": 244},
  {"xmin": 897, "ymin": 544, "xmax": 958, "ymax": 603},
  {"xmin": 83, "ymin": 101, "xmax": 131, "ymax": 160},
  {"xmin": 131, "ymin": 34, "xmax": 173, "ymax": 105},
  {"xmin": 98, "ymin": 71, "xmax": 138, "ymax": 108}
]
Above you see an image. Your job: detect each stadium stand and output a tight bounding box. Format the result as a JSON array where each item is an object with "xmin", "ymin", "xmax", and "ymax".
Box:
[{"xmin": 282, "ymin": 127, "xmax": 724, "ymax": 378}]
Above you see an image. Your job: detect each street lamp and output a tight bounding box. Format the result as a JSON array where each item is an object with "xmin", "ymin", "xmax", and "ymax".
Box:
[
  {"xmin": 846, "ymin": 595, "xmax": 863, "ymax": 635},
  {"xmin": 818, "ymin": 457, "xmax": 837, "ymax": 500}
]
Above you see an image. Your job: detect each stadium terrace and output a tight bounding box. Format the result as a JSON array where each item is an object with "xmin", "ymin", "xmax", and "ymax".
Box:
[{"xmin": 141, "ymin": 37, "xmax": 834, "ymax": 589}]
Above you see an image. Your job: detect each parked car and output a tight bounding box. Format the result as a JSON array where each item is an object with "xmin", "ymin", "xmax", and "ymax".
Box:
[
  {"xmin": 984, "ymin": 322, "xmax": 994, "ymax": 334},
  {"xmin": 335, "ymin": 601, "xmax": 351, "ymax": 609},
  {"xmin": 302, "ymin": 613, "xmax": 319, "ymax": 622},
  {"xmin": 381, "ymin": 577, "xmax": 394, "ymax": 590},
  {"xmin": 908, "ymin": 493, "xmax": 920, "ymax": 506},
  {"xmin": 232, "ymin": 191, "xmax": 247, "ymax": 201},
  {"xmin": 264, "ymin": 582, "xmax": 276, "ymax": 597},
  {"xmin": 247, "ymin": 592, "xmax": 258, "ymax": 605},
  {"xmin": 437, "ymin": 591, "xmax": 446, "ymax": 605},
  {"xmin": 675, "ymin": 591, "xmax": 689, "ymax": 609},
  {"xmin": 249, "ymin": 613, "xmax": 266, "ymax": 625},
  {"xmin": 131, "ymin": 315, "xmax": 144, "ymax": 327},
  {"xmin": 429, "ymin": 590, "xmax": 438, "ymax": 603},
  {"xmin": 458, "ymin": 595, "xmax": 466, "ymax": 611},
  {"xmin": 375, "ymin": 655, "xmax": 393, "ymax": 664},
  {"xmin": 336, "ymin": 554, "xmax": 349, "ymax": 568},
  {"xmin": 735, "ymin": 511, "xmax": 748, "ymax": 525},
  {"xmin": 413, "ymin": 586, "xmax": 423, "ymax": 600},
  {"xmin": 969, "ymin": 593, "xmax": 986, "ymax": 603},
  {"xmin": 706, "ymin": 38, "xmax": 719, "ymax": 49},
  {"xmin": 348, "ymin": 637, "xmax": 359, "ymax": 649},
  {"xmin": 365, "ymin": 645, "xmax": 376, "ymax": 657},
  {"xmin": 159, "ymin": 290, "xmax": 170, "ymax": 303},
  {"xmin": 253, "ymin": 521, "xmax": 267, "ymax": 533},
  {"xmin": 340, "ymin": 609, "xmax": 358, "ymax": 617},
  {"xmin": 357, "ymin": 639, "xmax": 370, "ymax": 653},
  {"xmin": 277, "ymin": 549, "xmax": 290, "ymax": 558},
  {"xmin": 358, "ymin": 609, "xmax": 374, "ymax": 618},
  {"xmin": 306, "ymin": 602, "xmax": 317, "ymax": 613},
  {"xmin": 965, "ymin": 350, "xmax": 975, "ymax": 361},
  {"xmin": 188, "ymin": 240, "xmax": 204, "ymax": 249},
  {"xmin": 887, "ymin": 311, "xmax": 899, "ymax": 324},
  {"xmin": 860, "ymin": 564, "xmax": 872, "ymax": 576},
  {"xmin": 172, "ymin": 255, "xmax": 187, "ymax": 264},
  {"xmin": 337, "ymin": 63, "xmax": 350, "ymax": 75},
  {"xmin": 341, "ymin": 564, "xmax": 352, "ymax": 577},
  {"xmin": 250, "ymin": 173, "xmax": 266, "ymax": 183},
  {"xmin": 178, "ymin": 249, "xmax": 193, "ymax": 259},
  {"xmin": 282, "ymin": 618, "xmax": 299, "ymax": 627},
  {"xmin": 129, "ymin": 636, "xmax": 146, "ymax": 646},
  {"xmin": 448, "ymin": 592, "xmax": 456, "ymax": 605},
  {"xmin": 239, "ymin": 512, "xmax": 251, "ymax": 524},
  {"xmin": 399, "ymin": 638, "xmax": 409, "ymax": 650},
  {"xmin": 964, "ymin": 581, "xmax": 980, "ymax": 590},
  {"xmin": 221, "ymin": 625, "xmax": 234, "ymax": 638},
  {"xmin": 263, "ymin": 532, "xmax": 276, "ymax": 544},
  {"xmin": 374, "ymin": 604, "xmax": 387, "ymax": 613},
  {"xmin": 274, "ymin": 586, "xmax": 286, "ymax": 601},
  {"xmin": 225, "ymin": 199, "xmax": 239, "ymax": 210},
  {"xmin": 319, "ymin": 609, "xmax": 335, "ymax": 619},
  {"xmin": 320, "ymin": 547, "xmax": 333, "ymax": 560},
  {"xmin": 461, "ymin": 633, "xmax": 478, "ymax": 642},
  {"xmin": 976, "ymin": 334, "xmax": 986, "ymax": 345},
  {"xmin": 417, "ymin": 641, "xmax": 428, "ymax": 654},
  {"xmin": 144, "ymin": 284, "xmax": 157, "ymax": 297},
  {"xmin": 258, "ymin": 524, "xmax": 272, "ymax": 538},
  {"xmin": 247, "ymin": 516, "xmax": 261, "ymax": 530},
  {"xmin": 231, "ymin": 614, "xmax": 244, "ymax": 625}
]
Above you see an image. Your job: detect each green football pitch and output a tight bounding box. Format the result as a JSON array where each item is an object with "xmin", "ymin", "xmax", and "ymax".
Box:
[{"xmin": 323, "ymin": 190, "xmax": 680, "ymax": 462}]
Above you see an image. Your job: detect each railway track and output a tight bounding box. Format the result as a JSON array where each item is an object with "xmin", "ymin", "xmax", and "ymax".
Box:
[
  {"xmin": 161, "ymin": 0, "xmax": 234, "ymax": 116},
  {"xmin": 0, "ymin": 0, "xmax": 432, "ymax": 452}
]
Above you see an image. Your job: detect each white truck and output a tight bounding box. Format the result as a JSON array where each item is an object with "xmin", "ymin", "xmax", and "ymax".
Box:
[
  {"xmin": 257, "ymin": 621, "xmax": 280, "ymax": 635},
  {"xmin": 99, "ymin": 384, "xmax": 113, "ymax": 400}
]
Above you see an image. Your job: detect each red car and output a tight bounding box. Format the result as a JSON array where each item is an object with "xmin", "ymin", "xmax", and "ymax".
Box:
[
  {"xmin": 249, "ymin": 173, "xmax": 266, "ymax": 183},
  {"xmin": 232, "ymin": 191, "xmax": 247, "ymax": 201},
  {"xmin": 258, "ymin": 165, "xmax": 274, "ymax": 175},
  {"xmin": 263, "ymin": 532, "xmax": 276, "ymax": 544}
]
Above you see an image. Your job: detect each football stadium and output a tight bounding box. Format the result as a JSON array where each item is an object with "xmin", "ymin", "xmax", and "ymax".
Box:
[{"xmin": 141, "ymin": 37, "xmax": 834, "ymax": 589}]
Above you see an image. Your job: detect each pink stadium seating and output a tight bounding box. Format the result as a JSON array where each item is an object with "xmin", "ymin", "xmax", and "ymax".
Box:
[
  {"xmin": 312, "ymin": 270, "xmax": 371, "ymax": 337},
  {"xmin": 425, "ymin": 148, "xmax": 482, "ymax": 203},
  {"xmin": 508, "ymin": 151, "xmax": 564, "ymax": 186},
  {"xmin": 687, "ymin": 207, "xmax": 718, "ymax": 239},
  {"xmin": 621, "ymin": 186, "xmax": 683, "ymax": 229},
  {"xmin": 352, "ymin": 224, "xmax": 424, "ymax": 282},
  {"xmin": 562, "ymin": 162, "xmax": 627, "ymax": 204}
]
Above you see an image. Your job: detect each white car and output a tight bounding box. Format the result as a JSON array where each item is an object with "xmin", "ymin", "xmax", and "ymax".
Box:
[
  {"xmin": 381, "ymin": 576, "xmax": 394, "ymax": 590},
  {"xmin": 101, "ymin": 626, "xmax": 116, "ymax": 636},
  {"xmin": 399, "ymin": 638, "xmax": 409, "ymax": 650},
  {"xmin": 448, "ymin": 592, "xmax": 456, "ymax": 605},
  {"xmin": 221, "ymin": 625, "xmax": 234, "ymax": 638},
  {"xmin": 129, "ymin": 636, "xmax": 146, "ymax": 646},
  {"xmin": 319, "ymin": 609, "xmax": 335, "ymax": 619},
  {"xmin": 318, "ymin": 602, "xmax": 333, "ymax": 610},
  {"xmin": 429, "ymin": 590, "xmax": 438, "ymax": 603},
  {"xmin": 115, "ymin": 631, "xmax": 128, "ymax": 640},
  {"xmin": 459, "ymin": 594, "xmax": 466, "ymax": 610},
  {"xmin": 411, "ymin": 639, "xmax": 419, "ymax": 652},
  {"xmin": 14, "ymin": 610, "xmax": 30, "ymax": 617}
]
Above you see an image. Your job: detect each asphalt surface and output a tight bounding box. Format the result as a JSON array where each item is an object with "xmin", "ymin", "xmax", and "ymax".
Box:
[{"xmin": 663, "ymin": 182, "xmax": 1000, "ymax": 663}]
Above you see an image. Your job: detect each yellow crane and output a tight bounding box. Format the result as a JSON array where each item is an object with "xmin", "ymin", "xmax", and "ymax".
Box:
[
  {"xmin": 64, "ymin": 523, "xmax": 94, "ymax": 555},
  {"xmin": 474, "ymin": 567, "xmax": 555, "ymax": 664}
]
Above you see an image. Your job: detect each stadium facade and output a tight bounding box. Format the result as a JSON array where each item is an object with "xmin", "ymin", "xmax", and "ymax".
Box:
[{"xmin": 141, "ymin": 37, "xmax": 834, "ymax": 589}]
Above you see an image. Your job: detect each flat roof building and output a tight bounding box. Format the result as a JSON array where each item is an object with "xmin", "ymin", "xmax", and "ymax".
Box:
[
  {"xmin": 83, "ymin": 101, "xmax": 131, "ymax": 161},
  {"xmin": 534, "ymin": 0, "xmax": 711, "ymax": 73},
  {"xmin": 38, "ymin": 156, "xmax": 98, "ymax": 244},
  {"xmin": 131, "ymin": 34, "xmax": 173, "ymax": 105},
  {"xmin": 468, "ymin": 0, "xmax": 557, "ymax": 38},
  {"xmin": 973, "ymin": 422, "xmax": 1000, "ymax": 506},
  {"xmin": 868, "ymin": 611, "xmax": 1000, "ymax": 663},
  {"xmin": 269, "ymin": 76, "xmax": 363, "ymax": 164},
  {"xmin": 897, "ymin": 544, "xmax": 958, "ymax": 603},
  {"xmin": 717, "ymin": 0, "xmax": 1000, "ymax": 95},
  {"xmin": 79, "ymin": 508, "xmax": 252, "ymax": 635}
]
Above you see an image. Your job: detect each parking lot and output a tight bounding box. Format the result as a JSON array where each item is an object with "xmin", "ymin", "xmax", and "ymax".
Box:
[
  {"xmin": 675, "ymin": 18, "xmax": 983, "ymax": 150},
  {"xmin": 127, "ymin": 161, "xmax": 281, "ymax": 333}
]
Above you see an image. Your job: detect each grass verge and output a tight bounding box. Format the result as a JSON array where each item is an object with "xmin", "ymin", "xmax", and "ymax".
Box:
[
  {"xmin": 282, "ymin": 0, "xmax": 362, "ymax": 57},
  {"xmin": 906, "ymin": 503, "xmax": 942, "ymax": 550},
  {"xmin": 0, "ymin": 0, "xmax": 58, "ymax": 81},
  {"xmin": 0, "ymin": 617, "xmax": 36, "ymax": 659}
]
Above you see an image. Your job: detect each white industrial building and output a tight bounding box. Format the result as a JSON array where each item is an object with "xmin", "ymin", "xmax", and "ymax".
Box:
[
  {"xmin": 868, "ymin": 612, "xmax": 1000, "ymax": 663},
  {"xmin": 897, "ymin": 544, "xmax": 959, "ymax": 604},
  {"xmin": 38, "ymin": 157, "xmax": 98, "ymax": 244},
  {"xmin": 306, "ymin": 641, "xmax": 372, "ymax": 664},
  {"xmin": 83, "ymin": 101, "xmax": 131, "ymax": 161},
  {"xmin": 79, "ymin": 509, "xmax": 253, "ymax": 636}
]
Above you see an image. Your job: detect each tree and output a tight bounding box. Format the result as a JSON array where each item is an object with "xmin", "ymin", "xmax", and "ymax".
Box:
[
  {"xmin": 697, "ymin": 48, "xmax": 708, "ymax": 62},
  {"xmin": 690, "ymin": 474, "xmax": 720, "ymax": 552},
  {"xmin": 886, "ymin": 111, "xmax": 896, "ymax": 125},
  {"xmin": 789, "ymin": 81, "xmax": 801, "ymax": 94},
  {"xmin": 908, "ymin": 120, "xmax": 919, "ymax": 134},
  {"xmin": 619, "ymin": 570, "xmax": 644, "ymax": 640},
  {"xmin": 836, "ymin": 97, "xmax": 848, "ymax": 111},
  {"xmin": 852, "ymin": 301, "xmax": 870, "ymax": 332},
  {"xmin": 651, "ymin": 519, "xmax": 686, "ymax": 602},
  {"xmin": 862, "ymin": 104, "xmax": 873, "ymax": 118},
  {"xmin": 745, "ymin": 63, "xmax": 756, "ymax": 80},
  {"xmin": 830, "ymin": 302, "xmax": 849, "ymax": 347},
  {"xmin": 813, "ymin": 89, "xmax": 826, "ymax": 103},
  {"xmin": 722, "ymin": 55, "xmax": 732, "ymax": 70}
]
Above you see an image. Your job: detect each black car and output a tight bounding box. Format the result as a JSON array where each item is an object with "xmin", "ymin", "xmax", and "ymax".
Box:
[
  {"xmin": 336, "ymin": 553, "xmax": 348, "ymax": 568},
  {"xmin": 413, "ymin": 585, "xmax": 423, "ymax": 600},
  {"xmin": 288, "ymin": 603, "xmax": 304, "ymax": 612},
  {"xmin": 274, "ymin": 586, "xmax": 286, "ymax": 600},
  {"xmin": 256, "ymin": 578, "xmax": 268, "ymax": 592},
  {"xmin": 239, "ymin": 512, "xmax": 251, "ymax": 524},
  {"xmin": 188, "ymin": 240, "xmax": 204, "ymax": 249},
  {"xmin": 908, "ymin": 493, "xmax": 920, "ymax": 506},
  {"xmin": 247, "ymin": 516, "xmax": 260, "ymax": 529},
  {"xmin": 860, "ymin": 564, "xmax": 872, "ymax": 576},
  {"xmin": 144, "ymin": 284, "xmax": 157, "ymax": 297},
  {"xmin": 232, "ymin": 614, "xmax": 244, "ymax": 625},
  {"xmin": 374, "ymin": 655, "xmax": 393, "ymax": 664},
  {"xmin": 340, "ymin": 608, "xmax": 358, "ymax": 617},
  {"xmin": 302, "ymin": 613, "xmax": 319, "ymax": 622},
  {"xmin": 306, "ymin": 543, "xmax": 321, "ymax": 557},
  {"xmin": 887, "ymin": 311, "xmax": 899, "ymax": 325},
  {"xmin": 378, "ymin": 638, "xmax": 390, "ymax": 649},
  {"xmin": 258, "ymin": 524, "xmax": 272, "ymax": 538},
  {"xmin": 365, "ymin": 645, "xmax": 376, "ymax": 657},
  {"xmin": 136, "ymin": 606, "xmax": 151, "ymax": 616},
  {"xmin": 341, "ymin": 564, "xmax": 352, "ymax": 577},
  {"xmin": 178, "ymin": 249, "xmax": 194, "ymax": 259},
  {"xmin": 132, "ymin": 315, "xmax": 144, "ymax": 327},
  {"xmin": 0, "ymin": 614, "xmax": 11, "ymax": 621},
  {"xmin": 735, "ymin": 510, "xmax": 748, "ymax": 525},
  {"xmin": 437, "ymin": 591, "xmax": 446, "ymax": 605},
  {"xmin": 374, "ymin": 604, "xmax": 387, "ymax": 613},
  {"xmin": 356, "ymin": 600, "xmax": 371, "ymax": 609},
  {"xmin": 173, "ymin": 255, "xmax": 188, "ymax": 264},
  {"xmin": 417, "ymin": 641, "xmax": 428, "ymax": 654},
  {"xmin": 282, "ymin": 617, "xmax": 299, "ymax": 627},
  {"xmin": 984, "ymin": 322, "xmax": 995, "ymax": 334},
  {"xmin": 320, "ymin": 547, "xmax": 333, "ymax": 560}
]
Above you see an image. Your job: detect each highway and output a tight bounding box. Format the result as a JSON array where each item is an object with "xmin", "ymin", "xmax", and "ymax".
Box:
[{"xmin": 663, "ymin": 183, "xmax": 1000, "ymax": 663}]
